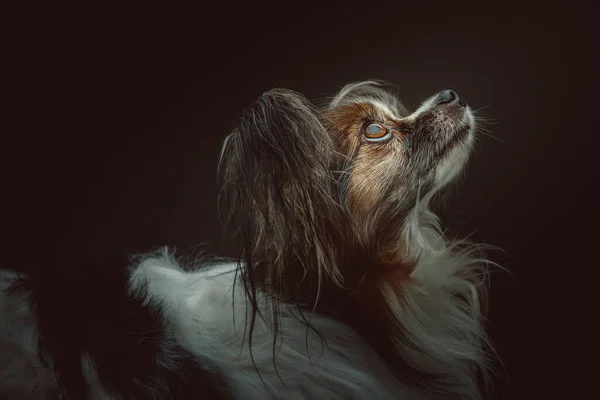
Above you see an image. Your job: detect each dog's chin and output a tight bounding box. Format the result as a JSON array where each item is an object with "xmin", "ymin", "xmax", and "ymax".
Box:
[
  {"xmin": 433, "ymin": 109, "xmax": 475, "ymax": 188},
  {"xmin": 445, "ymin": 104, "xmax": 475, "ymax": 145}
]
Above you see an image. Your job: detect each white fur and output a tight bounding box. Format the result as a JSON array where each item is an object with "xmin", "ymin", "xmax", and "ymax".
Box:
[
  {"xmin": 0, "ymin": 255, "xmax": 434, "ymax": 399},
  {"xmin": 127, "ymin": 251, "xmax": 426, "ymax": 399},
  {"xmin": 0, "ymin": 270, "xmax": 55, "ymax": 399},
  {"xmin": 401, "ymin": 204, "xmax": 493, "ymax": 399}
]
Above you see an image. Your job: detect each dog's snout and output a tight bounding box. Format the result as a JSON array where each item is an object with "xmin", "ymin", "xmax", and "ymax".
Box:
[{"xmin": 435, "ymin": 89, "xmax": 466, "ymax": 107}]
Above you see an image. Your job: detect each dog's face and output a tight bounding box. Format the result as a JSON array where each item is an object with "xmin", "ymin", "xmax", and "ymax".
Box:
[
  {"xmin": 318, "ymin": 82, "xmax": 476, "ymax": 255},
  {"xmin": 324, "ymin": 82, "xmax": 475, "ymax": 225}
]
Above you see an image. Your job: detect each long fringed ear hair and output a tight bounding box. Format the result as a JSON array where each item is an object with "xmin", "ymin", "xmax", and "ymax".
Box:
[{"xmin": 218, "ymin": 89, "xmax": 349, "ymax": 347}]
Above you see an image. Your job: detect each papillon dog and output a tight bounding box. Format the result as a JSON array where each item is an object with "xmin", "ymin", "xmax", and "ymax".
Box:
[{"xmin": 0, "ymin": 81, "xmax": 496, "ymax": 399}]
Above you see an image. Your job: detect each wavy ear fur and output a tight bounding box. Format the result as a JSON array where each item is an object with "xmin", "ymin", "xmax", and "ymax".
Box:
[{"xmin": 218, "ymin": 89, "xmax": 348, "ymax": 325}]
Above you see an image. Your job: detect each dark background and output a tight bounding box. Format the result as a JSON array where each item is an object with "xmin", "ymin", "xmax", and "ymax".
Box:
[{"xmin": 4, "ymin": 2, "xmax": 597, "ymax": 399}]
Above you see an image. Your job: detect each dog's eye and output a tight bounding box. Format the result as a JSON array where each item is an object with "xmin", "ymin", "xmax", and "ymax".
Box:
[{"xmin": 363, "ymin": 123, "xmax": 390, "ymax": 141}]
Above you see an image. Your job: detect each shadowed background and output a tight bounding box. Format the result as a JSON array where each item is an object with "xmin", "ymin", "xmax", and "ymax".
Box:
[{"xmin": 4, "ymin": 2, "xmax": 597, "ymax": 399}]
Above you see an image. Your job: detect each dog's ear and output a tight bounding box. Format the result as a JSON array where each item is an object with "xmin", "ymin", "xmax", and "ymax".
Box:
[{"xmin": 219, "ymin": 89, "xmax": 346, "ymax": 300}]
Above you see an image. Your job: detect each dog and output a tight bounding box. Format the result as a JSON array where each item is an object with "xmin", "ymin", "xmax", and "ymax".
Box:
[{"xmin": 0, "ymin": 81, "xmax": 496, "ymax": 399}]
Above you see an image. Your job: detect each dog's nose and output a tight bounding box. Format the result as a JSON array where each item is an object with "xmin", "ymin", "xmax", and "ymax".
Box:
[{"xmin": 435, "ymin": 89, "xmax": 466, "ymax": 107}]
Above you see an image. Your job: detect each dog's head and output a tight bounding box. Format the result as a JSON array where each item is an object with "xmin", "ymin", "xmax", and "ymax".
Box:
[
  {"xmin": 220, "ymin": 80, "xmax": 477, "ymax": 283},
  {"xmin": 324, "ymin": 81, "xmax": 476, "ymax": 260}
]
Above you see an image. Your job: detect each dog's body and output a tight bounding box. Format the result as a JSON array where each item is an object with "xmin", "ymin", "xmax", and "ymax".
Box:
[
  {"xmin": 1, "ymin": 254, "xmax": 413, "ymax": 399},
  {"xmin": 0, "ymin": 81, "xmax": 495, "ymax": 399}
]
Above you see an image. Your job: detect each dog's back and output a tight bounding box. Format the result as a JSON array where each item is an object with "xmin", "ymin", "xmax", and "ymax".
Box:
[{"xmin": 0, "ymin": 251, "xmax": 419, "ymax": 399}]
